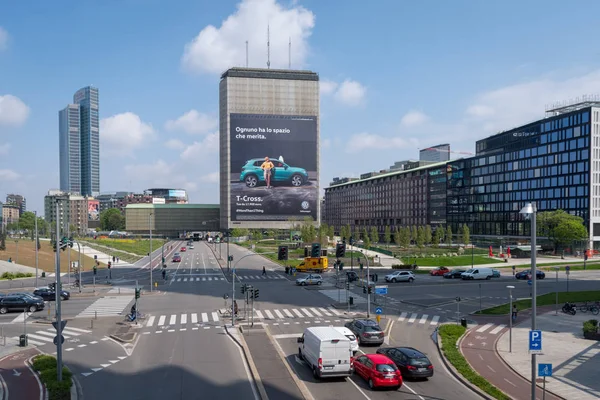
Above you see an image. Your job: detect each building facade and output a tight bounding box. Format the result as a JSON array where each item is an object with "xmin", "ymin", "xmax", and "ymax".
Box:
[
  {"xmin": 59, "ymin": 87, "xmax": 99, "ymax": 197},
  {"xmin": 44, "ymin": 190, "xmax": 89, "ymax": 234},
  {"xmin": 144, "ymin": 188, "xmax": 188, "ymax": 204},
  {"xmin": 5, "ymin": 194, "xmax": 26, "ymax": 216},
  {"xmin": 1, "ymin": 204, "xmax": 20, "ymax": 229},
  {"xmin": 324, "ymin": 161, "xmax": 448, "ymax": 237},
  {"xmin": 420, "ymin": 144, "xmax": 450, "ymax": 162},
  {"xmin": 219, "ymin": 67, "xmax": 320, "ymax": 230},
  {"xmin": 125, "ymin": 204, "xmax": 220, "ymax": 237}
]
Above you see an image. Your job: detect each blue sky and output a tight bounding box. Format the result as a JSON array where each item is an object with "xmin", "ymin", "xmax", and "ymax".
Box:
[{"xmin": 3, "ymin": 0, "xmax": 600, "ymax": 214}]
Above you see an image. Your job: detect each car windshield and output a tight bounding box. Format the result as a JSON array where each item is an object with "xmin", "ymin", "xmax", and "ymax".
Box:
[
  {"xmin": 364, "ymin": 325, "xmax": 382, "ymax": 332},
  {"xmin": 376, "ymin": 363, "xmax": 398, "ymax": 372},
  {"xmin": 408, "ymin": 357, "xmax": 430, "ymax": 366}
]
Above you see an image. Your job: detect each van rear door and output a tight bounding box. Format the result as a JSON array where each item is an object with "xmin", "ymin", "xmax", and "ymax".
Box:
[{"xmin": 320, "ymin": 339, "xmax": 352, "ymax": 376}]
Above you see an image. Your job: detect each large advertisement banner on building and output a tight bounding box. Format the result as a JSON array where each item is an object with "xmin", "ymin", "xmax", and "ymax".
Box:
[
  {"xmin": 230, "ymin": 113, "xmax": 318, "ymax": 221},
  {"xmin": 88, "ymin": 200, "xmax": 100, "ymax": 221}
]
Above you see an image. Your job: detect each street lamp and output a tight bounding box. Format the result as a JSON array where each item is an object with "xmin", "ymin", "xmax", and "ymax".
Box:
[
  {"xmin": 34, "ymin": 211, "xmax": 39, "ymax": 288},
  {"xmin": 356, "ymin": 252, "xmax": 371, "ymax": 318},
  {"xmin": 520, "ymin": 202, "xmax": 537, "ymax": 400},
  {"xmin": 149, "ymin": 212, "xmax": 153, "ymax": 292},
  {"xmin": 507, "ymin": 285, "xmax": 515, "ymax": 353},
  {"xmin": 552, "ymin": 266, "xmax": 560, "ymax": 315}
]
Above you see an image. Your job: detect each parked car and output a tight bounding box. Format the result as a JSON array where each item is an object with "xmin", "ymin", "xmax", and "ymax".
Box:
[
  {"xmin": 353, "ymin": 353, "xmax": 402, "ymax": 390},
  {"xmin": 443, "ymin": 269, "xmax": 466, "ymax": 279},
  {"xmin": 461, "ymin": 267, "xmax": 493, "ymax": 280},
  {"xmin": 491, "ymin": 269, "xmax": 501, "ymax": 278},
  {"xmin": 297, "ymin": 327, "xmax": 354, "ymax": 379},
  {"xmin": 295, "ymin": 274, "xmax": 323, "ymax": 286},
  {"xmin": 180, "ymin": 247, "xmax": 187, "ymax": 252},
  {"xmin": 344, "ymin": 319, "xmax": 385, "ymax": 345},
  {"xmin": 33, "ymin": 287, "xmax": 70, "ymax": 301},
  {"xmin": 376, "ymin": 347, "xmax": 434, "ymax": 379},
  {"xmin": 240, "ymin": 157, "xmax": 309, "ymax": 188},
  {"xmin": 385, "ymin": 271, "xmax": 415, "ymax": 283},
  {"xmin": 0, "ymin": 295, "xmax": 45, "ymax": 314},
  {"xmin": 515, "ymin": 270, "xmax": 545, "ymax": 280},
  {"xmin": 346, "ymin": 271, "xmax": 359, "ymax": 282},
  {"xmin": 331, "ymin": 326, "xmax": 359, "ymax": 354},
  {"xmin": 429, "ymin": 267, "xmax": 449, "ymax": 276}
]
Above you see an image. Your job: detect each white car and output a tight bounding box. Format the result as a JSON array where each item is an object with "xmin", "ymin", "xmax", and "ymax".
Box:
[
  {"xmin": 385, "ymin": 271, "xmax": 415, "ymax": 283},
  {"xmin": 295, "ymin": 274, "xmax": 323, "ymax": 286},
  {"xmin": 331, "ymin": 326, "xmax": 359, "ymax": 353}
]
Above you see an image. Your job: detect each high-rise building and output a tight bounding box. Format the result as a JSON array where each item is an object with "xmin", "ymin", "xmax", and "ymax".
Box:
[
  {"xmin": 59, "ymin": 86, "xmax": 100, "ymax": 197},
  {"xmin": 5, "ymin": 194, "xmax": 26, "ymax": 215},
  {"xmin": 44, "ymin": 190, "xmax": 88, "ymax": 234}
]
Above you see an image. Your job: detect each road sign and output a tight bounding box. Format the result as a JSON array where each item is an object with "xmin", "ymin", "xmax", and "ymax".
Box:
[
  {"xmin": 375, "ymin": 307, "xmax": 383, "ymax": 315},
  {"xmin": 52, "ymin": 320, "xmax": 67, "ymax": 332},
  {"xmin": 565, "ymin": 265, "xmax": 571, "ymax": 271},
  {"xmin": 53, "ymin": 335, "xmax": 65, "ymax": 345},
  {"xmin": 529, "ymin": 330, "xmax": 542, "ymax": 353},
  {"xmin": 375, "ymin": 286, "xmax": 388, "ymax": 295},
  {"xmin": 527, "ymin": 280, "xmax": 532, "ymax": 286},
  {"xmin": 538, "ymin": 363, "xmax": 552, "ymax": 377}
]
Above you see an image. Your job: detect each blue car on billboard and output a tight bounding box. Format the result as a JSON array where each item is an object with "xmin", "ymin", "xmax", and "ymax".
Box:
[{"xmin": 240, "ymin": 158, "xmax": 308, "ymax": 188}]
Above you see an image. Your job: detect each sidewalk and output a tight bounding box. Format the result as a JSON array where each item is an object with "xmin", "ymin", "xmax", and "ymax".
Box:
[
  {"xmin": 497, "ymin": 311, "xmax": 600, "ymax": 400},
  {"xmin": 76, "ymin": 241, "xmax": 135, "ymax": 267},
  {"xmin": 0, "ymin": 344, "xmax": 42, "ymax": 400},
  {"xmin": 347, "ymin": 245, "xmax": 399, "ymax": 267}
]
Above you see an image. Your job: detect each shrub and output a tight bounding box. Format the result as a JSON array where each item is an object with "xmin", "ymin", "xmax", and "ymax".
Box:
[
  {"xmin": 32, "ymin": 355, "xmax": 72, "ymax": 400},
  {"xmin": 583, "ymin": 319, "xmax": 598, "ymax": 334},
  {"xmin": 458, "ymin": 247, "xmax": 465, "ymax": 255},
  {"xmin": 32, "ymin": 355, "xmax": 57, "ymax": 371}
]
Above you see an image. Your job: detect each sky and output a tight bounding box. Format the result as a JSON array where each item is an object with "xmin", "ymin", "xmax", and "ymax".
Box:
[{"xmin": 3, "ymin": 0, "xmax": 600, "ymax": 214}]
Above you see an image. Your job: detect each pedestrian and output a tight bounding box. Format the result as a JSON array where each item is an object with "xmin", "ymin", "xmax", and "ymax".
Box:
[
  {"xmin": 116, "ymin": 257, "xmax": 120, "ymax": 263},
  {"xmin": 112, "ymin": 256, "xmax": 116, "ymax": 263},
  {"xmin": 512, "ymin": 304, "xmax": 518, "ymax": 321},
  {"xmin": 262, "ymin": 266, "xmax": 267, "ymax": 276},
  {"xmin": 162, "ymin": 269, "xmax": 166, "ymax": 280},
  {"xmin": 234, "ymin": 300, "xmax": 238, "ymax": 316}
]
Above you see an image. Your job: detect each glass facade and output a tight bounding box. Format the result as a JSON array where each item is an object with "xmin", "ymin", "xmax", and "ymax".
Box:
[
  {"xmin": 74, "ymin": 86, "xmax": 100, "ymax": 196},
  {"xmin": 447, "ymin": 108, "xmax": 591, "ymax": 237},
  {"xmin": 59, "ymin": 104, "xmax": 82, "ymax": 193}
]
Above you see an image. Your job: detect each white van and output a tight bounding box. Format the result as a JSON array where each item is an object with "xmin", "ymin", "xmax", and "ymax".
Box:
[
  {"xmin": 461, "ymin": 267, "xmax": 493, "ymax": 280},
  {"xmin": 297, "ymin": 326, "xmax": 354, "ymax": 379},
  {"xmin": 331, "ymin": 326, "xmax": 359, "ymax": 354}
]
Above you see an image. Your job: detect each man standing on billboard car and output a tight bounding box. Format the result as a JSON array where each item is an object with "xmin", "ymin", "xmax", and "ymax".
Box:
[{"xmin": 261, "ymin": 156, "xmax": 274, "ymax": 188}]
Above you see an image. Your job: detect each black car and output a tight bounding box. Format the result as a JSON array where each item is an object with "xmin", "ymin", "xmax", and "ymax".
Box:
[
  {"xmin": 346, "ymin": 271, "xmax": 359, "ymax": 282},
  {"xmin": 376, "ymin": 347, "xmax": 434, "ymax": 379},
  {"xmin": 0, "ymin": 295, "xmax": 45, "ymax": 314},
  {"xmin": 443, "ymin": 269, "xmax": 466, "ymax": 279},
  {"xmin": 515, "ymin": 270, "xmax": 545, "ymax": 280},
  {"xmin": 33, "ymin": 287, "xmax": 70, "ymax": 301}
]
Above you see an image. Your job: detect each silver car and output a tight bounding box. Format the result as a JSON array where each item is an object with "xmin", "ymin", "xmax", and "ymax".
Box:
[
  {"xmin": 344, "ymin": 319, "xmax": 385, "ymax": 345},
  {"xmin": 385, "ymin": 271, "xmax": 415, "ymax": 283},
  {"xmin": 295, "ymin": 274, "xmax": 323, "ymax": 286}
]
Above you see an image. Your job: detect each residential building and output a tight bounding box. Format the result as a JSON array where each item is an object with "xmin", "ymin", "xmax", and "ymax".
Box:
[
  {"xmin": 125, "ymin": 204, "xmax": 220, "ymax": 237},
  {"xmin": 1, "ymin": 204, "xmax": 19, "ymax": 229},
  {"xmin": 5, "ymin": 194, "xmax": 26, "ymax": 216},
  {"xmin": 59, "ymin": 86, "xmax": 100, "ymax": 197},
  {"xmin": 44, "ymin": 190, "xmax": 88, "ymax": 234}
]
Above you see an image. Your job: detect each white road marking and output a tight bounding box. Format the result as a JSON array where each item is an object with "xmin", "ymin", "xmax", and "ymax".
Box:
[
  {"xmin": 146, "ymin": 316, "xmax": 156, "ymax": 327},
  {"xmin": 255, "ymin": 310, "xmax": 264, "ymax": 319},
  {"xmin": 419, "ymin": 315, "xmax": 429, "ymax": 324},
  {"xmin": 273, "ymin": 333, "xmax": 302, "ymax": 339},
  {"xmin": 408, "ymin": 313, "xmax": 417, "ymax": 323},
  {"xmin": 201, "ymin": 313, "xmax": 209, "ymax": 323},
  {"xmin": 490, "ymin": 325, "xmax": 506, "ymax": 335},
  {"xmin": 398, "ymin": 312, "xmax": 407, "ymax": 321},
  {"xmin": 191, "ymin": 313, "xmax": 198, "ymax": 324},
  {"xmin": 283, "ymin": 309, "xmax": 294, "ymax": 318},
  {"xmin": 292, "ymin": 309, "xmax": 304, "ymax": 318},
  {"xmin": 430, "ymin": 316, "xmax": 440, "ymax": 326},
  {"xmin": 477, "ymin": 323, "xmax": 494, "ymax": 333},
  {"xmin": 274, "ymin": 310, "xmax": 285, "ymax": 319},
  {"xmin": 212, "ymin": 312, "xmax": 219, "ymax": 322},
  {"xmin": 158, "ymin": 316, "xmax": 166, "ymax": 326},
  {"xmin": 181, "ymin": 314, "xmax": 187, "ymax": 324},
  {"xmin": 318, "ymin": 308, "xmax": 332, "ymax": 316},
  {"xmin": 301, "ymin": 308, "xmax": 313, "ymax": 317},
  {"xmin": 264, "ymin": 310, "xmax": 275, "ymax": 319},
  {"xmin": 328, "ymin": 307, "xmax": 342, "ymax": 316},
  {"xmin": 169, "ymin": 315, "xmax": 177, "ymax": 325}
]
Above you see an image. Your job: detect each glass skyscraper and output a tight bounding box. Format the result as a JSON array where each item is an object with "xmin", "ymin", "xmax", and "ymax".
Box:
[{"xmin": 59, "ymin": 86, "xmax": 100, "ymax": 196}]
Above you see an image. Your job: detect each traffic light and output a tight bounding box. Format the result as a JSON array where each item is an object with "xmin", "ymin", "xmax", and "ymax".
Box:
[
  {"xmin": 363, "ymin": 286, "xmax": 367, "ymax": 294},
  {"xmin": 241, "ymin": 284, "xmax": 247, "ymax": 295},
  {"xmin": 228, "ymin": 255, "xmax": 233, "ymax": 262},
  {"xmin": 349, "ymin": 236, "xmax": 355, "ymax": 246},
  {"xmin": 68, "ymin": 236, "xmax": 74, "ymax": 248},
  {"xmin": 108, "ymin": 262, "xmax": 112, "ymax": 269},
  {"xmin": 278, "ymin": 245, "xmax": 289, "ymax": 261},
  {"xmin": 368, "ymin": 286, "xmax": 372, "ymax": 294},
  {"xmin": 135, "ymin": 288, "xmax": 141, "ymax": 299},
  {"xmin": 253, "ymin": 289, "xmax": 260, "ymax": 299},
  {"xmin": 335, "ymin": 243, "xmax": 346, "ymax": 258},
  {"xmin": 311, "ymin": 243, "xmax": 321, "ymax": 258},
  {"xmin": 93, "ymin": 265, "xmax": 97, "ymax": 275},
  {"xmin": 304, "ymin": 247, "xmax": 309, "ymax": 257}
]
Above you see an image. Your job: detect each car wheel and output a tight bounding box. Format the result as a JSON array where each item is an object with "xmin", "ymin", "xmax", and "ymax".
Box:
[
  {"xmin": 62, "ymin": 295, "xmax": 68, "ymax": 300},
  {"xmin": 0, "ymin": 307, "xmax": 7, "ymax": 314},
  {"xmin": 394, "ymin": 385, "xmax": 401, "ymax": 390},
  {"xmin": 29, "ymin": 305, "xmax": 37, "ymax": 313},
  {"xmin": 302, "ymin": 282, "xmax": 306, "ymax": 286},
  {"xmin": 290, "ymin": 174, "xmax": 304, "ymax": 187},
  {"xmin": 317, "ymin": 281, "xmax": 322, "ymax": 285},
  {"xmin": 298, "ymin": 349, "xmax": 303, "ymax": 359},
  {"xmin": 392, "ymin": 278, "xmax": 397, "ymax": 283},
  {"xmin": 244, "ymin": 174, "xmax": 258, "ymax": 188},
  {"xmin": 368, "ymin": 379, "xmax": 375, "ymax": 389},
  {"xmin": 408, "ymin": 277, "xmax": 414, "ymax": 283},
  {"xmin": 313, "ymin": 367, "xmax": 320, "ymax": 379},
  {"xmin": 486, "ymin": 276, "xmax": 491, "ymax": 280}
]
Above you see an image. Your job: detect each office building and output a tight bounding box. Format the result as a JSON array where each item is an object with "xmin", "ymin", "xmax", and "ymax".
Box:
[
  {"xmin": 59, "ymin": 86, "xmax": 100, "ymax": 197},
  {"xmin": 5, "ymin": 194, "xmax": 26, "ymax": 216},
  {"xmin": 219, "ymin": 67, "xmax": 320, "ymax": 230},
  {"xmin": 145, "ymin": 188, "xmax": 189, "ymax": 204},
  {"xmin": 44, "ymin": 190, "xmax": 89, "ymax": 234},
  {"xmin": 420, "ymin": 144, "xmax": 450, "ymax": 162},
  {"xmin": 125, "ymin": 204, "xmax": 219, "ymax": 237}
]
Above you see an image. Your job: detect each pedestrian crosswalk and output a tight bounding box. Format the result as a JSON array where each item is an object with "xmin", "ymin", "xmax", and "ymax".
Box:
[
  {"xmin": 11, "ymin": 327, "xmax": 92, "ymax": 347},
  {"xmin": 237, "ymin": 274, "xmax": 286, "ymax": 280},
  {"xmin": 75, "ymin": 296, "xmax": 133, "ymax": 318},
  {"xmin": 397, "ymin": 312, "xmax": 441, "ymax": 327},
  {"xmin": 169, "ymin": 274, "xmax": 287, "ymax": 283},
  {"xmin": 172, "ymin": 276, "xmax": 226, "ymax": 282},
  {"xmin": 475, "ymin": 323, "xmax": 507, "ymax": 335}
]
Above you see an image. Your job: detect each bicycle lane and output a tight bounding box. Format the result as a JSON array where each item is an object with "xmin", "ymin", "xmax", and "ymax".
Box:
[{"xmin": 0, "ymin": 347, "xmax": 43, "ymax": 400}]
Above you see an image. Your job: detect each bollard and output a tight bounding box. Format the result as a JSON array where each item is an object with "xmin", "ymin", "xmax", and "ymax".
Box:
[
  {"xmin": 95, "ymin": 310, "xmax": 97, "ymax": 320},
  {"xmin": 91, "ymin": 319, "xmax": 94, "ymax": 330},
  {"xmin": 118, "ymin": 288, "xmax": 121, "ymax": 294},
  {"xmin": 154, "ymin": 281, "xmax": 158, "ymax": 288}
]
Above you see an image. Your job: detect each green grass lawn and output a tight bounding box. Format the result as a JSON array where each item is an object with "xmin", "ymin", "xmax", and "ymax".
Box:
[
  {"xmin": 400, "ymin": 255, "xmax": 503, "ymax": 266},
  {"xmin": 476, "ymin": 290, "xmax": 600, "ymax": 315},
  {"xmin": 82, "ymin": 239, "xmax": 167, "ymax": 257},
  {"xmin": 438, "ymin": 325, "xmax": 510, "ymax": 400}
]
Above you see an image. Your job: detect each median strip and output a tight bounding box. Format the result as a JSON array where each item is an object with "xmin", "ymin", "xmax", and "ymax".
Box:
[{"xmin": 476, "ymin": 290, "xmax": 600, "ymax": 315}]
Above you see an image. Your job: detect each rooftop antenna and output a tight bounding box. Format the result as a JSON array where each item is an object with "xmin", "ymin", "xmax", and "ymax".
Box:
[
  {"xmin": 266, "ymin": 24, "xmax": 270, "ymax": 69},
  {"xmin": 288, "ymin": 37, "xmax": 291, "ymax": 69},
  {"xmin": 245, "ymin": 40, "xmax": 249, "ymax": 67}
]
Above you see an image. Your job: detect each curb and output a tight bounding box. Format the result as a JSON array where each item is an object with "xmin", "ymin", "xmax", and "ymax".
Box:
[
  {"xmin": 435, "ymin": 324, "xmax": 493, "ymax": 400},
  {"xmin": 109, "ymin": 333, "xmax": 138, "ymax": 344},
  {"xmin": 494, "ymin": 329, "xmax": 566, "ymax": 400},
  {"xmin": 224, "ymin": 325, "xmax": 269, "ymax": 400}
]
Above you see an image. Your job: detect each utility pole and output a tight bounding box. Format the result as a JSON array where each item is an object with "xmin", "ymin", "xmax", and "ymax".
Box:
[
  {"xmin": 67, "ymin": 223, "xmax": 71, "ymax": 286},
  {"xmin": 149, "ymin": 213, "xmax": 153, "ymax": 291},
  {"xmin": 55, "ymin": 201, "xmax": 64, "ymax": 381},
  {"xmin": 34, "ymin": 211, "xmax": 39, "ymax": 288}
]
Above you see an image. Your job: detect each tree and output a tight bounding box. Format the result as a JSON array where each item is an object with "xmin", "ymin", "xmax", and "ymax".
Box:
[
  {"xmin": 538, "ymin": 210, "xmax": 588, "ymax": 251},
  {"xmin": 317, "ymin": 223, "xmax": 329, "ymax": 246},
  {"xmin": 461, "ymin": 225, "xmax": 470, "ymax": 245},
  {"xmin": 230, "ymin": 228, "xmax": 249, "ymax": 238},
  {"xmin": 300, "ymin": 217, "xmax": 316, "ymax": 244},
  {"xmin": 392, "ymin": 227, "xmax": 400, "ymax": 246},
  {"xmin": 432, "ymin": 228, "xmax": 441, "ymax": 248},
  {"xmin": 411, "ymin": 225, "xmax": 418, "ymax": 243},
  {"xmin": 425, "ymin": 225, "xmax": 432, "ymax": 245},
  {"xmin": 400, "ymin": 227, "xmax": 411, "ymax": 248},
  {"xmin": 340, "ymin": 224, "xmax": 351, "ymax": 242},
  {"xmin": 370, "ymin": 226, "xmax": 379, "ymax": 244},
  {"xmin": 0, "ymin": 232, "xmax": 5, "ymax": 251},
  {"xmin": 17, "ymin": 211, "xmax": 36, "ymax": 232},
  {"xmin": 445, "ymin": 226, "xmax": 453, "ymax": 245},
  {"xmin": 416, "ymin": 226, "xmax": 425, "ymax": 248},
  {"xmin": 328, "ymin": 224, "xmax": 335, "ymax": 239},
  {"xmin": 363, "ymin": 228, "xmax": 371, "ymax": 249},
  {"xmin": 100, "ymin": 208, "xmax": 126, "ymax": 231},
  {"xmin": 384, "ymin": 226, "xmax": 391, "ymax": 247}
]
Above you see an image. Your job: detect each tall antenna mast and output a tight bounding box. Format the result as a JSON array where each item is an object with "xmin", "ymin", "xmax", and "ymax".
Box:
[
  {"xmin": 288, "ymin": 37, "xmax": 291, "ymax": 69},
  {"xmin": 266, "ymin": 24, "xmax": 271, "ymax": 69},
  {"xmin": 245, "ymin": 40, "xmax": 249, "ymax": 67}
]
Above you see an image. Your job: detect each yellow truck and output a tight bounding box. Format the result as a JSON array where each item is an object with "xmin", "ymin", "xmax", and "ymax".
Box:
[{"xmin": 296, "ymin": 257, "xmax": 329, "ymax": 273}]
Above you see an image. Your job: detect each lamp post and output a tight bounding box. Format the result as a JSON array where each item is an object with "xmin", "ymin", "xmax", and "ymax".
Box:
[
  {"xmin": 520, "ymin": 202, "xmax": 537, "ymax": 400},
  {"xmin": 149, "ymin": 212, "xmax": 153, "ymax": 292},
  {"xmin": 507, "ymin": 285, "xmax": 515, "ymax": 353},
  {"xmin": 34, "ymin": 211, "xmax": 39, "ymax": 288},
  {"xmin": 552, "ymin": 266, "xmax": 560, "ymax": 315},
  {"xmin": 357, "ymin": 252, "xmax": 371, "ymax": 318}
]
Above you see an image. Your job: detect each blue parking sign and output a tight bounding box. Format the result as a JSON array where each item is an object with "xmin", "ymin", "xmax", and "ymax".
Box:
[
  {"xmin": 529, "ymin": 330, "xmax": 542, "ymax": 353},
  {"xmin": 538, "ymin": 363, "xmax": 552, "ymax": 377},
  {"xmin": 375, "ymin": 307, "xmax": 383, "ymax": 315}
]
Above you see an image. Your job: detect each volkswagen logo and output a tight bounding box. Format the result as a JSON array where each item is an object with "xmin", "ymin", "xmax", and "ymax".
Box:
[{"xmin": 301, "ymin": 201, "xmax": 309, "ymax": 210}]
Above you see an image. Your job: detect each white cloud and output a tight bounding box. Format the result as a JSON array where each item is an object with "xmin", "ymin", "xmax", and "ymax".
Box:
[
  {"xmin": 0, "ymin": 27, "xmax": 8, "ymax": 51},
  {"xmin": 320, "ymin": 80, "xmax": 338, "ymax": 96},
  {"xmin": 165, "ymin": 139, "xmax": 185, "ymax": 150},
  {"xmin": 180, "ymin": 133, "xmax": 219, "ymax": 163},
  {"xmin": 200, "ymin": 172, "xmax": 219, "ymax": 183},
  {"xmin": 0, "ymin": 95, "xmax": 30, "ymax": 127},
  {"xmin": 0, "ymin": 143, "xmax": 10, "ymax": 155},
  {"xmin": 100, "ymin": 112, "xmax": 155, "ymax": 156},
  {"xmin": 334, "ymin": 80, "xmax": 366, "ymax": 106},
  {"xmin": 181, "ymin": 0, "xmax": 315, "ymax": 74},
  {"xmin": 165, "ymin": 110, "xmax": 217, "ymax": 135},
  {"xmin": 345, "ymin": 132, "xmax": 418, "ymax": 154},
  {"xmin": 321, "ymin": 138, "xmax": 331, "ymax": 149},
  {"xmin": 0, "ymin": 169, "xmax": 20, "ymax": 181},
  {"xmin": 400, "ymin": 110, "xmax": 428, "ymax": 127}
]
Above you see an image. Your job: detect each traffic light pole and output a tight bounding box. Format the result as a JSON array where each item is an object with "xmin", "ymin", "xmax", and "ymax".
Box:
[
  {"xmin": 55, "ymin": 202, "xmax": 64, "ymax": 382},
  {"xmin": 231, "ymin": 253, "xmax": 275, "ymax": 327},
  {"xmin": 357, "ymin": 252, "xmax": 371, "ymax": 318},
  {"xmin": 67, "ymin": 224, "xmax": 71, "ymax": 287}
]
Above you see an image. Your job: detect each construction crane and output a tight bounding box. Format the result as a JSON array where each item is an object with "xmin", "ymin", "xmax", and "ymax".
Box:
[{"xmin": 421, "ymin": 147, "xmax": 474, "ymax": 156}]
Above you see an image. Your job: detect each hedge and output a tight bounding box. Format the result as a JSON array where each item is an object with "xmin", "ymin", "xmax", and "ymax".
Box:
[
  {"xmin": 438, "ymin": 324, "xmax": 510, "ymax": 400},
  {"xmin": 32, "ymin": 355, "xmax": 72, "ymax": 400},
  {"xmin": 0, "ymin": 271, "xmax": 34, "ymax": 280}
]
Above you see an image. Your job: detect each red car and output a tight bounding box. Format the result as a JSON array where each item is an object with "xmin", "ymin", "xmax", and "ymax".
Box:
[
  {"xmin": 430, "ymin": 267, "xmax": 449, "ymax": 276},
  {"xmin": 180, "ymin": 247, "xmax": 187, "ymax": 252},
  {"xmin": 353, "ymin": 353, "xmax": 402, "ymax": 390},
  {"xmin": 172, "ymin": 254, "xmax": 181, "ymax": 262}
]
